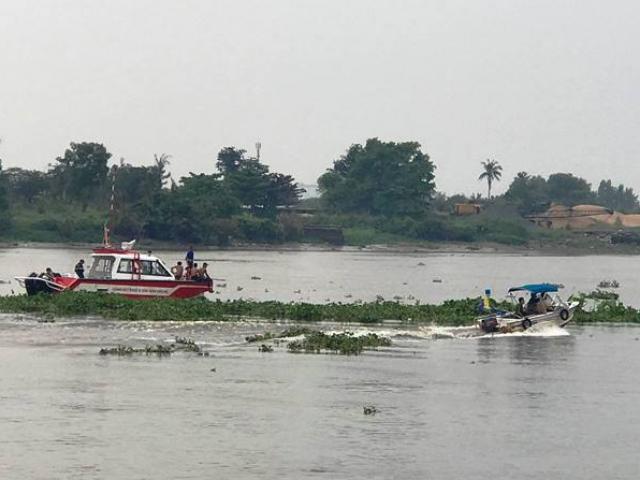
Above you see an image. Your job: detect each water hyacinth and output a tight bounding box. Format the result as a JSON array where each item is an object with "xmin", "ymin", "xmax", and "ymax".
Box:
[{"xmin": 0, "ymin": 291, "xmax": 636, "ymax": 324}]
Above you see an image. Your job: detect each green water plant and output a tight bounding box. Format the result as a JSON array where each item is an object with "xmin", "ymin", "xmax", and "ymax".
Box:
[{"xmin": 287, "ymin": 331, "xmax": 391, "ymax": 355}]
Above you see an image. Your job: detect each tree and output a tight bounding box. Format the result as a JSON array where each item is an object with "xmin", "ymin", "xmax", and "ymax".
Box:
[
  {"xmin": 478, "ymin": 159, "xmax": 502, "ymax": 199},
  {"xmin": 3, "ymin": 167, "xmax": 49, "ymax": 204},
  {"xmin": 318, "ymin": 138, "xmax": 436, "ymax": 216},
  {"xmin": 216, "ymin": 146, "xmax": 303, "ymax": 215},
  {"xmin": 50, "ymin": 142, "xmax": 111, "ymax": 208},
  {"xmin": 0, "ymin": 160, "xmax": 12, "ymax": 234},
  {"xmin": 546, "ymin": 173, "xmax": 593, "ymax": 206},
  {"xmin": 596, "ymin": 180, "xmax": 639, "ymax": 213},
  {"xmin": 504, "ymin": 171, "xmax": 549, "ymax": 214}
]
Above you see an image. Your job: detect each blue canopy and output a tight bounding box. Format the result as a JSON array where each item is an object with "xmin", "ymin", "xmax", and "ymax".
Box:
[{"xmin": 508, "ymin": 283, "xmax": 561, "ymax": 294}]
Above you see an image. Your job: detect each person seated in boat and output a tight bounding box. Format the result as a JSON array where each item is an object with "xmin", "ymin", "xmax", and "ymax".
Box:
[
  {"xmin": 171, "ymin": 261, "xmax": 184, "ymax": 280},
  {"xmin": 541, "ymin": 292, "xmax": 554, "ymax": 312},
  {"xmin": 191, "ymin": 263, "xmax": 211, "ymax": 282},
  {"xmin": 191, "ymin": 263, "xmax": 204, "ymax": 281},
  {"xmin": 525, "ymin": 294, "xmax": 540, "ymax": 315},
  {"xmin": 74, "ymin": 259, "xmax": 85, "ymax": 278},
  {"xmin": 40, "ymin": 267, "xmax": 57, "ymax": 281},
  {"xmin": 515, "ymin": 297, "xmax": 526, "ymax": 317}
]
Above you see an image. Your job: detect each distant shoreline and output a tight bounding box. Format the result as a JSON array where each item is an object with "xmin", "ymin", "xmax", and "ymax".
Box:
[{"xmin": 1, "ymin": 239, "xmax": 639, "ymax": 256}]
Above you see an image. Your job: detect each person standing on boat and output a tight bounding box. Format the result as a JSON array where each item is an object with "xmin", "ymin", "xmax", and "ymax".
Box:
[
  {"xmin": 171, "ymin": 261, "xmax": 184, "ymax": 280},
  {"xmin": 186, "ymin": 246, "xmax": 194, "ymax": 267},
  {"xmin": 74, "ymin": 259, "xmax": 85, "ymax": 278},
  {"xmin": 515, "ymin": 297, "xmax": 526, "ymax": 317}
]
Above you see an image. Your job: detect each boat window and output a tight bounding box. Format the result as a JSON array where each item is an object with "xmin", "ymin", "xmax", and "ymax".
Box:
[
  {"xmin": 117, "ymin": 259, "xmax": 133, "ymax": 274},
  {"xmin": 140, "ymin": 260, "xmax": 172, "ymax": 277},
  {"xmin": 88, "ymin": 256, "xmax": 114, "ymax": 279}
]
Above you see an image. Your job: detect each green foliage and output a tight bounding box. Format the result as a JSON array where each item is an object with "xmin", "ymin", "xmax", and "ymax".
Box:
[
  {"xmin": 596, "ymin": 180, "xmax": 640, "ymax": 213},
  {"xmin": 318, "ymin": 138, "xmax": 435, "ymax": 217},
  {"xmin": 546, "ymin": 173, "xmax": 593, "ymax": 206},
  {"xmin": 288, "ymin": 331, "xmax": 391, "ymax": 355},
  {"xmin": 0, "ymin": 292, "xmax": 485, "ymax": 325},
  {"xmin": 50, "ymin": 142, "xmax": 111, "ymax": 208},
  {"xmin": 0, "ymin": 160, "xmax": 13, "ymax": 234}
]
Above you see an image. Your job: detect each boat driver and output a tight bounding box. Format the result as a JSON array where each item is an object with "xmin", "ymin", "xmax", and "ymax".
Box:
[{"xmin": 515, "ymin": 297, "xmax": 526, "ymax": 317}]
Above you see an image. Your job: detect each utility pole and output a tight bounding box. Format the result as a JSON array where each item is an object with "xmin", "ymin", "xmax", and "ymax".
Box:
[{"xmin": 255, "ymin": 142, "xmax": 262, "ymax": 161}]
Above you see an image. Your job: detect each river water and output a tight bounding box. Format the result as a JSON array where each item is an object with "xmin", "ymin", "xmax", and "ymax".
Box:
[
  {"xmin": 1, "ymin": 247, "xmax": 639, "ymax": 479},
  {"xmin": 1, "ymin": 247, "xmax": 639, "ymax": 305}
]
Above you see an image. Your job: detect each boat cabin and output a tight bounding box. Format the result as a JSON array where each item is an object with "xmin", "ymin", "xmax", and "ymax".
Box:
[{"xmin": 88, "ymin": 247, "xmax": 174, "ymax": 281}]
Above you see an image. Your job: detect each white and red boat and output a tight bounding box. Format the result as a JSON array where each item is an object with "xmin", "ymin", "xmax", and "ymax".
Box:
[{"xmin": 15, "ymin": 241, "xmax": 213, "ymax": 299}]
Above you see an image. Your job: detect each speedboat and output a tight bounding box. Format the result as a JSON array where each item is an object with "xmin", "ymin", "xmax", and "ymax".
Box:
[
  {"xmin": 15, "ymin": 241, "xmax": 213, "ymax": 299},
  {"xmin": 477, "ymin": 283, "xmax": 578, "ymax": 334}
]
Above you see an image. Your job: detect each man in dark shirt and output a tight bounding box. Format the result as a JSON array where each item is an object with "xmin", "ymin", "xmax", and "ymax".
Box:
[
  {"xmin": 186, "ymin": 246, "xmax": 194, "ymax": 268},
  {"xmin": 515, "ymin": 297, "xmax": 526, "ymax": 317},
  {"xmin": 75, "ymin": 259, "xmax": 85, "ymax": 278}
]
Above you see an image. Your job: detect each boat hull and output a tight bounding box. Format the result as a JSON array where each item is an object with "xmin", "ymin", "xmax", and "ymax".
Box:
[
  {"xmin": 20, "ymin": 276, "xmax": 213, "ymax": 299},
  {"xmin": 477, "ymin": 302, "xmax": 578, "ymax": 334}
]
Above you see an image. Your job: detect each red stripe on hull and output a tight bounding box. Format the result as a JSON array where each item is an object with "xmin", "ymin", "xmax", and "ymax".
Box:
[{"xmin": 56, "ymin": 278, "xmax": 213, "ymax": 299}]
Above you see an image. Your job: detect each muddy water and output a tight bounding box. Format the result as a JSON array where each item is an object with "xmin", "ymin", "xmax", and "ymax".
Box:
[
  {"xmin": 0, "ymin": 247, "xmax": 638, "ymax": 305},
  {"xmin": 1, "ymin": 316, "xmax": 639, "ymax": 480}
]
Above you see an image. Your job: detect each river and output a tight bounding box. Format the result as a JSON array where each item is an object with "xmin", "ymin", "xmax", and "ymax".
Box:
[
  {"xmin": 1, "ymin": 247, "xmax": 639, "ymax": 479},
  {"xmin": 1, "ymin": 247, "xmax": 638, "ymax": 305}
]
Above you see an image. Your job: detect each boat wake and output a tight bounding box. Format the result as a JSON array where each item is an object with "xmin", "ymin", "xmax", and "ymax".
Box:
[{"xmin": 416, "ymin": 321, "xmax": 570, "ymax": 339}]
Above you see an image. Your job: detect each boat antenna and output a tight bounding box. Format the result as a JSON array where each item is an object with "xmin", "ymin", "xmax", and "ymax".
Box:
[{"xmin": 104, "ymin": 162, "xmax": 119, "ymax": 247}]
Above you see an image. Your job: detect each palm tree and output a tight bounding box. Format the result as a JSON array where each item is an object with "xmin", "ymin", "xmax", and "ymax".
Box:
[{"xmin": 478, "ymin": 159, "xmax": 503, "ymax": 199}]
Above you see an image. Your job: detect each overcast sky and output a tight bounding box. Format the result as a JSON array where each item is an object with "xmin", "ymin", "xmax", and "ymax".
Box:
[{"xmin": 0, "ymin": 0, "xmax": 638, "ymax": 195}]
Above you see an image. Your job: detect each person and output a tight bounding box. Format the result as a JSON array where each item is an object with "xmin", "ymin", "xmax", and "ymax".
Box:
[
  {"xmin": 515, "ymin": 297, "xmax": 526, "ymax": 317},
  {"xmin": 525, "ymin": 294, "xmax": 539, "ymax": 315},
  {"xmin": 541, "ymin": 292, "xmax": 554, "ymax": 312},
  {"xmin": 199, "ymin": 262, "xmax": 211, "ymax": 281},
  {"xmin": 478, "ymin": 289, "xmax": 494, "ymax": 314},
  {"xmin": 75, "ymin": 259, "xmax": 85, "ymax": 278},
  {"xmin": 171, "ymin": 261, "xmax": 184, "ymax": 280},
  {"xmin": 41, "ymin": 267, "xmax": 56, "ymax": 281},
  {"xmin": 185, "ymin": 246, "xmax": 194, "ymax": 268},
  {"xmin": 192, "ymin": 262, "xmax": 211, "ymax": 282}
]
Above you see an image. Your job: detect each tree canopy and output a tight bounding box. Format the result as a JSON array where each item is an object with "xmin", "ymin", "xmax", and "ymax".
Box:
[{"xmin": 318, "ymin": 138, "xmax": 435, "ymax": 217}]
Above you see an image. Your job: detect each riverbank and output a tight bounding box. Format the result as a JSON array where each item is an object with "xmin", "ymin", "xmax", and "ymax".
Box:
[
  {"xmin": 2, "ymin": 238, "xmax": 640, "ymax": 256},
  {"xmin": 0, "ymin": 292, "xmax": 637, "ymax": 324}
]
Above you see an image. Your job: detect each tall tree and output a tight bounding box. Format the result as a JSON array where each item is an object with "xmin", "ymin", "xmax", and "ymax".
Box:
[
  {"xmin": 478, "ymin": 159, "xmax": 502, "ymax": 199},
  {"xmin": 596, "ymin": 180, "xmax": 639, "ymax": 213},
  {"xmin": 0, "ymin": 160, "xmax": 12, "ymax": 233},
  {"xmin": 546, "ymin": 173, "xmax": 593, "ymax": 206},
  {"xmin": 50, "ymin": 142, "xmax": 111, "ymax": 208},
  {"xmin": 318, "ymin": 138, "xmax": 435, "ymax": 216}
]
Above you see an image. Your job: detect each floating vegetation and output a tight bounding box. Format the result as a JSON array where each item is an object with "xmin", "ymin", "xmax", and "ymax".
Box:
[
  {"xmin": 1, "ymin": 291, "xmax": 638, "ymax": 325},
  {"xmin": 245, "ymin": 326, "xmax": 313, "ymax": 343},
  {"xmin": 597, "ymin": 279, "xmax": 620, "ymax": 289},
  {"xmin": 99, "ymin": 344, "xmax": 172, "ymax": 356},
  {"xmin": 99, "ymin": 337, "xmax": 207, "ymax": 356},
  {"xmin": 258, "ymin": 344, "xmax": 273, "ymax": 353},
  {"xmin": 363, "ymin": 405, "xmax": 378, "ymax": 415},
  {"xmin": 287, "ymin": 331, "xmax": 392, "ymax": 355}
]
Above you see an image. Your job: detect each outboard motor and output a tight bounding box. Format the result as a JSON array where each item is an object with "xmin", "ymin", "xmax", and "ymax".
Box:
[{"xmin": 480, "ymin": 316, "xmax": 499, "ymax": 333}]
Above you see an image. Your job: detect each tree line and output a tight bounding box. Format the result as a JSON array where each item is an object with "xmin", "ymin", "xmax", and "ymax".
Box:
[
  {"xmin": 0, "ymin": 138, "xmax": 637, "ymax": 245},
  {"xmin": 0, "ymin": 143, "xmax": 304, "ymax": 244}
]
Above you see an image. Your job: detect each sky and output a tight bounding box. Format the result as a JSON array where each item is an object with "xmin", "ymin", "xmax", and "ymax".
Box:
[{"xmin": 0, "ymin": 0, "xmax": 638, "ymax": 196}]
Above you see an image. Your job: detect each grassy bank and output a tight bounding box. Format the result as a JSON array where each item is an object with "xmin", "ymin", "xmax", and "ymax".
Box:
[{"xmin": 0, "ymin": 291, "xmax": 638, "ymax": 324}]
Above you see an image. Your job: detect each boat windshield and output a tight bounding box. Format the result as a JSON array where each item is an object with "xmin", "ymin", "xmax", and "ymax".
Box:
[{"xmin": 88, "ymin": 256, "xmax": 115, "ymax": 279}]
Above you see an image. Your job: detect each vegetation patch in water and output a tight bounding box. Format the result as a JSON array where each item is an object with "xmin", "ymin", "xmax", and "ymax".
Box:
[
  {"xmin": 0, "ymin": 292, "xmax": 486, "ymax": 324},
  {"xmin": 287, "ymin": 331, "xmax": 391, "ymax": 355},
  {"xmin": 99, "ymin": 337, "xmax": 209, "ymax": 356},
  {"xmin": 2, "ymin": 291, "xmax": 639, "ymax": 325}
]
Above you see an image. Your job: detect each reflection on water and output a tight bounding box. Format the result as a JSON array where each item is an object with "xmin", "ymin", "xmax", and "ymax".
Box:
[{"xmin": 1, "ymin": 316, "xmax": 640, "ymax": 479}]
